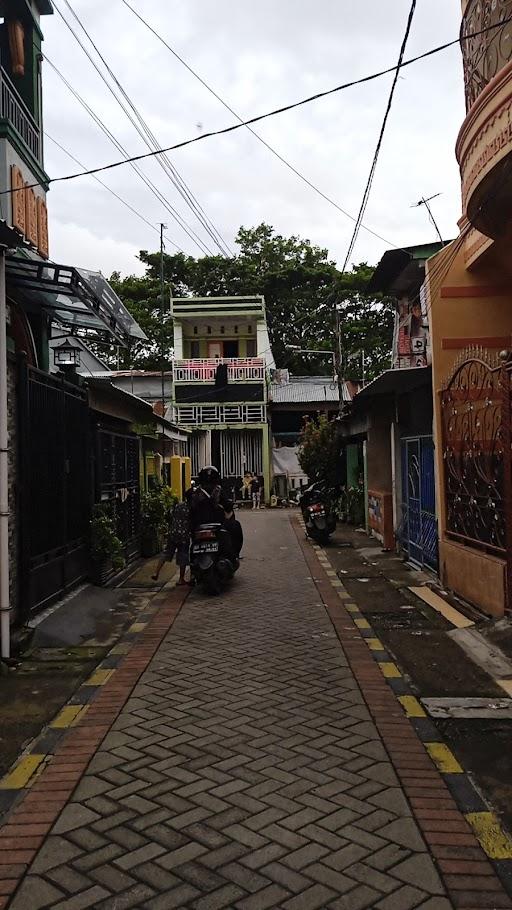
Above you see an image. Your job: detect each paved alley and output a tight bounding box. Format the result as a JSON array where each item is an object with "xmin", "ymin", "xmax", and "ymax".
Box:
[{"xmin": 2, "ymin": 512, "xmax": 510, "ymax": 909}]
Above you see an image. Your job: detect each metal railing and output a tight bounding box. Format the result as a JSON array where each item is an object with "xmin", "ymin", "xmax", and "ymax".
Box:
[
  {"xmin": 173, "ymin": 357, "xmax": 265, "ymax": 383},
  {"xmin": 0, "ymin": 67, "xmax": 41, "ymax": 163},
  {"xmin": 461, "ymin": 0, "xmax": 512, "ymax": 110},
  {"xmin": 174, "ymin": 403, "xmax": 266, "ymax": 426}
]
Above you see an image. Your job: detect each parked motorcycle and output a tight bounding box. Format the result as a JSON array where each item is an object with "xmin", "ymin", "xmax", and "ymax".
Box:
[
  {"xmin": 301, "ymin": 484, "xmax": 336, "ymax": 544},
  {"xmin": 190, "ymin": 522, "xmax": 240, "ymax": 594}
]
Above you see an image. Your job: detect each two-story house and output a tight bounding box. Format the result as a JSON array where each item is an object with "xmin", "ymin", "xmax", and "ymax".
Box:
[{"xmin": 171, "ymin": 295, "xmax": 274, "ymax": 500}]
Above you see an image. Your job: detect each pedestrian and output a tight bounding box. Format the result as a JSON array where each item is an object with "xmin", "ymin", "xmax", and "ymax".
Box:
[
  {"xmin": 251, "ymin": 474, "xmax": 261, "ymax": 509},
  {"xmin": 242, "ymin": 471, "xmax": 253, "ymax": 502},
  {"xmin": 152, "ymin": 496, "xmax": 191, "ymax": 585}
]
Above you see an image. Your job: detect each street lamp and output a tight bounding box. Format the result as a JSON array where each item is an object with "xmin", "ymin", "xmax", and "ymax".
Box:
[{"xmin": 53, "ymin": 339, "xmax": 81, "ymax": 371}]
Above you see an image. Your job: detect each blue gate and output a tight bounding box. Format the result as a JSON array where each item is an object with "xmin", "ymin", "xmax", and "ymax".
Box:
[{"xmin": 400, "ymin": 436, "xmax": 438, "ymax": 571}]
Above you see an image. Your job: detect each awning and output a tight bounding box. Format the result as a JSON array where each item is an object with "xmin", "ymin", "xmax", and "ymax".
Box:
[
  {"xmin": 355, "ymin": 365, "xmax": 432, "ymax": 401},
  {"xmin": 5, "ymin": 250, "xmax": 147, "ymax": 347}
]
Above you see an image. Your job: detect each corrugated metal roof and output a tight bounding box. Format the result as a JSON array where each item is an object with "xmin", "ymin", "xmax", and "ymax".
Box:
[{"xmin": 270, "ymin": 376, "xmax": 351, "ymax": 404}]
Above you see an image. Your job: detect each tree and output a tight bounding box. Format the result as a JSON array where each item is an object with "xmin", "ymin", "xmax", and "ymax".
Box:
[
  {"xmin": 297, "ymin": 414, "xmax": 340, "ymax": 489},
  {"xmin": 108, "ymin": 224, "xmax": 394, "ymax": 377}
]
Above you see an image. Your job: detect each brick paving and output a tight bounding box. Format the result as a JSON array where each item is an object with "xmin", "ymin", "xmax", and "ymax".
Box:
[{"xmin": 2, "ymin": 512, "xmax": 511, "ymax": 908}]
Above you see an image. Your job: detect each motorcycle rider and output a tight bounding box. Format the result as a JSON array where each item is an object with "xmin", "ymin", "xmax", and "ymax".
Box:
[{"xmin": 189, "ymin": 465, "xmax": 239, "ymax": 565}]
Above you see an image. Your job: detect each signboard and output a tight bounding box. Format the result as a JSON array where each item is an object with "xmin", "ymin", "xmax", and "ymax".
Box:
[{"xmin": 11, "ymin": 165, "xmax": 48, "ymax": 258}]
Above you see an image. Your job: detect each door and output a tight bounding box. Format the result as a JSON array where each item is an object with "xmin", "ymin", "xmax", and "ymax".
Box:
[
  {"xmin": 401, "ymin": 436, "xmax": 438, "ymax": 571},
  {"xmin": 208, "ymin": 342, "xmax": 222, "ymax": 359},
  {"xmin": 18, "ymin": 364, "xmax": 90, "ymax": 617}
]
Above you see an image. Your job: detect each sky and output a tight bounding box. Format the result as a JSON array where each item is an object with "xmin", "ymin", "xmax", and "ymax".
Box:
[{"xmin": 42, "ymin": 1, "xmax": 465, "ymax": 279}]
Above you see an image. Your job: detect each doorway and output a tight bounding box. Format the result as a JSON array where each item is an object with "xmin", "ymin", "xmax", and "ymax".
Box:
[{"xmin": 400, "ymin": 436, "xmax": 438, "ymax": 571}]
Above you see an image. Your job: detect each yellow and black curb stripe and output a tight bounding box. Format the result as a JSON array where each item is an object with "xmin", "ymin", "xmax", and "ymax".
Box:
[
  {"xmin": 0, "ymin": 603, "xmax": 161, "ymax": 816},
  {"xmin": 310, "ymin": 539, "xmax": 512, "ymax": 893}
]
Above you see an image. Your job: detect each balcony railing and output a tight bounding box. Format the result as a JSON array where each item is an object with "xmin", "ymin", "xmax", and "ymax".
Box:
[
  {"xmin": 461, "ymin": 0, "xmax": 512, "ymax": 110},
  {"xmin": 0, "ymin": 68, "xmax": 41, "ymax": 164},
  {"xmin": 174, "ymin": 403, "xmax": 266, "ymax": 426},
  {"xmin": 173, "ymin": 357, "xmax": 265, "ymax": 383}
]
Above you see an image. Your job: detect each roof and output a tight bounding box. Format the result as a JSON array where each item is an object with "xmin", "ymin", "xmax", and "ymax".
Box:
[
  {"xmin": 354, "ymin": 365, "xmax": 432, "ymax": 402},
  {"xmin": 6, "ymin": 251, "xmax": 146, "ymax": 347},
  {"xmin": 270, "ymin": 376, "xmax": 351, "ymax": 404},
  {"xmin": 367, "ymin": 242, "xmax": 447, "ymax": 296},
  {"xmin": 171, "ymin": 295, "xmax": 265, "ymax": 320},
  {"xmin": 87, "ymin": 378, "xmax": 189, "ymax": 435}
]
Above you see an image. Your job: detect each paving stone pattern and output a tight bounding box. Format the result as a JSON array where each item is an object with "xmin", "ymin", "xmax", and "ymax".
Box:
[{"xmin": 10, "ymin": 514, "xmax": 454, "ymax": 909}]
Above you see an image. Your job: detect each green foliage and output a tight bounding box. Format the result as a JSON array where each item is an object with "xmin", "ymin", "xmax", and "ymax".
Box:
[
  {"xmin": 90, "ymin": 505, "xmax": 125, "ymax": 570},
  {"xmin": 338, "ymin": 484, "xmax": 366, "ymax": 526},
  {"xmin": 140, "ymin": 484, "xmax": 177, "ymax": 537},
  {"xmin": 108, "ymin": 223, "xmax": 394, "ymax": 380},
  {"xmin": 298, "ymin": 415, "xmax": 340, "ymax": 489}
]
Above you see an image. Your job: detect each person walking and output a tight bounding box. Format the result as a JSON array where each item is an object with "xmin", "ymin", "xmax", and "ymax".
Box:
[{"xmin": 152, "ymin": 496, "xmax": 191, "ymax": 585}]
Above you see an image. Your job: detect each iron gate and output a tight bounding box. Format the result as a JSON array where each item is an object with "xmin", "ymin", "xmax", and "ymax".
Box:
[
  {"xmin": 18, "ymin": 363, "xmax": 90, "ymax": 617},
  {"xmin": 400, "ymin": 436, "xmax": 438, "ymax": 571},
  {"xmin": 96, "ymin": 429, "xmax": 141, "ymax": 560}
]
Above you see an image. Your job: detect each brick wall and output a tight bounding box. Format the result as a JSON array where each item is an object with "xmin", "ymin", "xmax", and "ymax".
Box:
[{"xmin": 6, "ymin": 356, "xmax": 17, "ymax": 623}]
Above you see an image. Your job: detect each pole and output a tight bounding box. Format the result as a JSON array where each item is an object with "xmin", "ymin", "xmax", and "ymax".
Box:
[
  {"xmin": 160, "ymin": 223, "xmax": 166, "ymax": 480},
  {"xmin": 334, "ymin": 302, "xmax": 344, "ymax": 414},
  {"xmin": 0, "ymin": 250, "xmax": 10, "ymax": 659}
]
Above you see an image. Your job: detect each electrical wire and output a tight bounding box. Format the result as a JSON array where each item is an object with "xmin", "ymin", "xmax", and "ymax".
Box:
[
  {"xmin": 11, "ymin": 13, "xmax": 510, "ymax": 201},
  {"xmin": 50, "ymin": 1, "xmax": 221, "ymax": 257},
  {"xmin": 119, "ymin": 0, "xmax": 404, "ymax": 251},
  {"xmin": 342, "ymin": 0, "xmax": 417, "ymax": 271},
  {"xmin": 57, "ymin": 0, "xmax": 232, "ymax": 257},
  {"xmin": 44, "ymin": 132, "xmax": 185, "ymax": 253},
  {"xmin": 45, "ymin": 57, "xmax": 214, "ymax": 256}
]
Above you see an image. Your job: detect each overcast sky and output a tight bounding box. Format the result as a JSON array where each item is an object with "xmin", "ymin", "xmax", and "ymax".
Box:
[{"xmin": 42, "ymin": 1, "xmax": 465, "ymax": 278}]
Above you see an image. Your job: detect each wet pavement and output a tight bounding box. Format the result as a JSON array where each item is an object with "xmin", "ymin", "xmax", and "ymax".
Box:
[{"xmin": 2, "ymin": 512, "xmax": 512, "ymax": 908}]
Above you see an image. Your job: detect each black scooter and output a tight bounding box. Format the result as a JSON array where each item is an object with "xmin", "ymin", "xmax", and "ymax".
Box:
[
  {"xmin": 301, "ymin": 484, "xmax": 336, "ymax": 544},
  {"xmin": 190, "ymin": 523, "xmax": 240, "ymax": 594}
]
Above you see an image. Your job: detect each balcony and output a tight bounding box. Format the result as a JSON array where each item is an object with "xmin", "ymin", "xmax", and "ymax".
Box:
[
  {"xmin": 173, "ymin": 358, "xmax": 265, "ymax": 383},
  {"xmin": 457, "ymin": 0, "xmax": 512, "ymax": 237},
  {"xmin": 174, "ymin": 403, "xmax": 266, "ymax": 426},
  {"xmin": 0, "ymin": 68, "xmax": 41, "ymax": 165},
  {"xmin": 461, "ymin": 0, "xmax": 512, "ymax": 111}
]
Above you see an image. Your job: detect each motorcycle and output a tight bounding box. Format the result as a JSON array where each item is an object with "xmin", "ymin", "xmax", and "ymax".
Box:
[
  {"xmin": 301, "ymin": 484, "xmax": 336, "ymax": 544},
  {"xmin": 190, "ymin": 522, "xmax": 240, "ymax": 594}
]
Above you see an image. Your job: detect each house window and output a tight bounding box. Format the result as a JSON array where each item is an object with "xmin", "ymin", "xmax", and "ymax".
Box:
[
  {"xmin": 190, "ymin": 340, "xmax": 200, "ymax": 358},
  {"xmin": 248, "ymin": 325, "xmax": 253, "ymax": 333},
  {"xmin": 234, "ymin": 326, "xmax": 238, "ymax": 334},
  {"xmin": 207, "ymin": 326, "xmax": 212, "ymax": 334},
  {"xmin": 247, "ymin": 339, "xmax": 257, "ymax": 357},
  {"xmin": 193, "ymin": 326, "xmax": 198, "ymax": 335}
]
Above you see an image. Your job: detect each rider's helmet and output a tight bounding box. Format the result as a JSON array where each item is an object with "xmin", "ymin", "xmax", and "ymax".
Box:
[{"xmin": 198, "ymin": 465, "xmax": 221, "ymax": 490}]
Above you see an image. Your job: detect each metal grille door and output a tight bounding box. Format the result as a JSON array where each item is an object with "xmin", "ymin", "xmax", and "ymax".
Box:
[{"xmin": 401, "ymin": 436, "xmax": 438, "ymax": 571}]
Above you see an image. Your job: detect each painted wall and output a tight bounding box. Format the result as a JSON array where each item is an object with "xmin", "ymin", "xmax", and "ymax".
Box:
[{"xmin": 427, "ymin": 234, "xmax": 512, "ymax": 616}]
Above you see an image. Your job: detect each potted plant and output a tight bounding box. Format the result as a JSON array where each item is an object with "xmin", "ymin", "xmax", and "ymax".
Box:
[
  {"xmin": 89, "ymin": 504, "xmax": 125, "ymax": 584},
  {"xmin": 140, "ymin": 484, "xmax": 177, "ymax": 557}
]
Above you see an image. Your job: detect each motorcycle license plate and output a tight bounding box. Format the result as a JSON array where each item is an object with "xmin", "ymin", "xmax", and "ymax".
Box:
[{"xmin": 193, "ymin": 542, "xmax": 218, "ymax": 553}]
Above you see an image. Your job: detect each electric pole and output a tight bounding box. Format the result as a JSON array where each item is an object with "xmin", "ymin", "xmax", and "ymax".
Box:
[{"xmin": 334, "ymin": 302, "xmax": 345, "ymax": 414}]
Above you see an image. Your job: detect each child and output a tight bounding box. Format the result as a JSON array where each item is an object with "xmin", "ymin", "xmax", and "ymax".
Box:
[{"xmin": 152, "ymin": 498, "xmax": 191, "ymax": 585}]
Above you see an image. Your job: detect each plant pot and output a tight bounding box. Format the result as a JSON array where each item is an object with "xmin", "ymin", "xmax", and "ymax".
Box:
[{"xmin": 90, "ymin": 558, "xmax": 114, "ymax": 586}]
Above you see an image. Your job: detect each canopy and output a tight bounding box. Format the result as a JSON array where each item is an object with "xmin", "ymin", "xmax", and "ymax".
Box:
[{"xmin": 6, "ymin": 250, "xmax": 146, "ymax": 347}]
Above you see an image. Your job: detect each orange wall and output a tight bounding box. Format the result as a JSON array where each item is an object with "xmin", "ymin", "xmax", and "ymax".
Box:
[{"xmin": 427, "ymin": 236, "xmax": 512, "ymax": 615}]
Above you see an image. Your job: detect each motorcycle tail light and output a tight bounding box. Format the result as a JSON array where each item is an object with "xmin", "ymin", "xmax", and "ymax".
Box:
[
  {"xmin": 196, "ymin": 529, "xmax": 216, "ymax": 540},
  {"xmin": 309, "ymin": 503, "xmax": 323, "ymax": 512}
]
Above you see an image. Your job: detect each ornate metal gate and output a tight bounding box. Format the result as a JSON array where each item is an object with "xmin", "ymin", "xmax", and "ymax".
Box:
[
  {"xmin": 441, "ymin": 350, "xmax": 506, "ymax": 556},
  {"xmin": 400, "ymin": 436, "xmax": 438, "ymax": 571},
  {"xmin": 18, "ymin": 363, "xmax": 90, "ymax": 618}
]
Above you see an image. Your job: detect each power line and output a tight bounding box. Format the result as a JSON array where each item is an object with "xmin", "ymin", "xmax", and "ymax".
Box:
[
  {"xmin": 45, "ymin": 56, "xmax": 214, "ymax": 256},
  {"xmin": 44, "ymin": 132, "xmax": 185, "ymax": 253},
  {"xmin": 51, "ymin": 0, "xmax": 222, "ymax": 257},
  {"xmin": 56, "ymin": 0, "xmax": 231, "ymax": 255},
  {"xmin": 119, "ymin": 0, "xmax": 401, "ymax": 251},
  {"xmin": 59, "ymin": 0, "xmax": 232, "ymax": 257},
  {"xmin": 342, "ymin": 0, "xmax": 417, "ymax": 271},
  {"xmin": 11, "ymin": 13, "xmax": 512, "ymax": 200}
]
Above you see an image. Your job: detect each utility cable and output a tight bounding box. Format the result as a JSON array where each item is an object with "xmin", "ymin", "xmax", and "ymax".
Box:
[
  {"xmin": 342, "ymin": 0, "xmax": 417, "ymax": 271},
  {"xmin": 45, "ymin": 132, "xmax": 185, "ymax": 253},
  {"xmin": 55, "ymin": 0, "xmax": 231, "ymax": 256},
  {"xmin": 13, "ymin": 13, "xmax": 512, "ymax": 200},
  {"xmin": 119, "ymin": 0, "xmax": 402, "ymax": 250},
  {"xmin": 50, "ymin": 4, "xmax": 216, "ymax": 257},
  {"xmin": 45, "ymin": 56, "xmax": 213, "ymax": 256}
]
